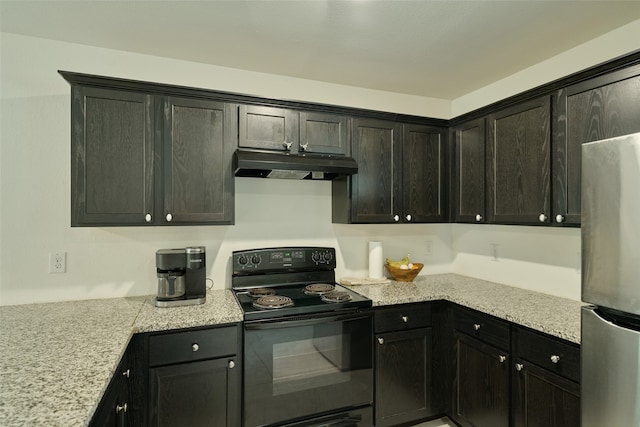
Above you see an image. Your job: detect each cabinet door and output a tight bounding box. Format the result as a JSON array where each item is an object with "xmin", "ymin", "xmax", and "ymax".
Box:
[
  {"xmin": 163, "ymin": 98, "xmax": 235, "ymax": 224},
  {"xmin": 454, "ymin": 118, "xmax": 486, "ymax": 223},
  {"xmin": 299, "ymin": 111, "xmax": 349, "ymax": 155},
  {"xmin": 376, "ymin": 328, "xmax": 433, "ymax": 427},
  {"xmin": 513, "ymin": 359, "xmax": 580, "ymax": 427},
  {"xmin": 350, "ymin": 118, "xmax": 401, "ymax": 223},
  {"xmin": 90, "ymin": 343, "xmax": 133, "ymax": 427},
  {"xmin": 554, "ymin": 67, "xmax": 640, "ymax": 226},
  {"xmin": 238, "ymin": 105, "xmax": 298, "ymax": 152},
  {"xmin": 403, "ymin": 125, "xmax": 447, "ymax": 223},
  {"xmin": 71, "ymin": 86, "xmax": 155, "ymax": 226},
  {"xmin": 487, "ymin": 97, "xmax": 551, "ymax": 225},
  {"xmin": 149, "ymin": 357, "xmax": 239, "ymax": 427},
  {"xmin": 453, "ymin": 333, "xmax": 509, "ymax": 427}
]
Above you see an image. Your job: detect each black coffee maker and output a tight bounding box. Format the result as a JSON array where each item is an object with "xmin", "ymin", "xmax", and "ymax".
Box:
[{"xmin": 155, "ymin": 246, "xmax": 207, "ymax": 307}]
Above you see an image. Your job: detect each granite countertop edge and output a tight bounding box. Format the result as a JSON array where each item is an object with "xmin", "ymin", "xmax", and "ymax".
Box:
[{"xmin": 0, "ymin": 275, "xmax": 583, "ymax": 426}]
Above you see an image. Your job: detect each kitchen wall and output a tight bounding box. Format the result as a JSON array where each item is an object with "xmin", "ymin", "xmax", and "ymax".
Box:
[{"xmin": 1, "ymin": 20, "xmax": 639, "ymax": 306}]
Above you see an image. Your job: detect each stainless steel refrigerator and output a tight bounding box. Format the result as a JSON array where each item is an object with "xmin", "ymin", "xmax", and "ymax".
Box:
[{"xmin": 581, "ymin": 132, "xmax": 640, "ymax": 426}]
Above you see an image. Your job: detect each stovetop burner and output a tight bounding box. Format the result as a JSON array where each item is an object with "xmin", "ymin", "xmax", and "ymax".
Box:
[
  {"xmin": 253, "ymin": 295, "xmax": 294, "ymax": 310},
  {"xmin": 304, "ymin": 283, "xmax": 336, "ymax": 295},
  {"xmin": 321, "ymin": 291, "xmax": 352, "ymax": 303},
  {"xmin": 248, "ymin": 287, "xmax": 276, "ymax": 298}
]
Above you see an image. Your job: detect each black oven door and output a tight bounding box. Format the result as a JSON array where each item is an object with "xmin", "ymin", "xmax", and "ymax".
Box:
[{"xmin": 243, "ymin": 310, "xmax": 373, "ymax": 427}]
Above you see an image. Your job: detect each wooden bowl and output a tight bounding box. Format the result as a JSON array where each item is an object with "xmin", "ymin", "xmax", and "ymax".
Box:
[{"xmin": 384, "ymin": 263, "xmax": 424, "ymax": 282}]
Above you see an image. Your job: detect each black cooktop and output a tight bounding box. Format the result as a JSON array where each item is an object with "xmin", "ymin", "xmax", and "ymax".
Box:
[{"xmin": 231, "ymin": 247, "xmax": 372, "ymax": 321}]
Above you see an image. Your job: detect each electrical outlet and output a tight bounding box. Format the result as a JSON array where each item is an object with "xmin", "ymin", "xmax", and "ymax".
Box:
[
  {"xmin": 490, "ymin": 243, "xmax": 499, "ymax": 262},
  {"xmin": 425, "ymin": 240, "xmax": 433, "ymax": 256},
  {"xmin": 49, "ymin": 251, "xmax": 66, "ymax": 273}
]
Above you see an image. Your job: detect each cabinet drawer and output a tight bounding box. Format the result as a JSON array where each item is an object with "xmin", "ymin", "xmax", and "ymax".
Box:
[
  {"xmin": 149, "ymin": 325, "xmax": 238, "ymax": 367},
  {"xmin": 454, "ymin": 307, "xmax": 510, "ymax": 350},
  {"xmin": 375, "ymin": 303, "xmax": 431, "ymax": 333},
  {"xmin": 516, "ymin": 327, "xmax": 580, "ymax": 383}
]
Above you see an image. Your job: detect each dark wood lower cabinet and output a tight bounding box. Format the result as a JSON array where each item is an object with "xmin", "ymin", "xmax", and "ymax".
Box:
[
  {"xmin": 453, "ymin": 332, "xmax": 510, "ymax": 427},
  {"xmin": 513, "ymin": 359, "xmax": 580, "ymax": 427},
  {"xmin": 90, "ymin": 342, "xmax": 133, "ymax": 427},
  {"xmin": 149, "ymin": 357, "xmax": 238, "ymax": 427},
  {"xmin": 376, "ymin": 327, "xmax": 433, "ymax": 426}
]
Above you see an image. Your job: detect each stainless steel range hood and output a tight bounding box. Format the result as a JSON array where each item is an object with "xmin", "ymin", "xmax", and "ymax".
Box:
[{"xmin": 233, "ymin": 149, "xmax": 358, "ymax": 180}]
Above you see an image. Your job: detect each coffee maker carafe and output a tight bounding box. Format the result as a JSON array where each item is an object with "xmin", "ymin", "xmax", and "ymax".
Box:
[{"xmin": 155, "ymin": 246, "xmax": 207, "ymax": 307}]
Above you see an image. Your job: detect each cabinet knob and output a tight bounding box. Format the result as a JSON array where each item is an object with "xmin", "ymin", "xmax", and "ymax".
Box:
[
  {"xmin": 405, "ymin": 214, "xmax": 412, "ymax": 222},
  {"xmin": 228, "ymin": 360, "xmax": 235, "ymax": 369},
  {"xmin": 122, "ymin": 369, "xmax": 130, "ymax": 378},
  {"xmin": 145, "ymin": 213, "xmax": 152, "ymax": 223},
  {"xmin": 115, "ymin": 403, "xmax": 128, "ymax": 414},
  {"xmin": 192, "ymin": 343, "xmax": 199, "ymax": 352},
  {"xmin": 283, "ymin": 141, "xmax": 292, "ymax": 151},
  {"xmin": 515, "ymin": 363, "xmax": 524, "ymax": 371},
  {"xmin": 538, "ymin": 213, "xmax": 547, "ymax": 223},
  {"xmin": 475, "ymin": 214, "xmax": 483, "ymax": 222},
  {"xmin": 300, "ymin": 142, "xmax": 309, "ymax": 151},
  {"xmin": 401, "ymin": 316, "xmax": 409, "ymax": 323},
  {"xmin": 473, "ymin": 323, "xmax": 481, "ymax": 331},
  {"xmin": 555, "ymin": 214, "xmax": 565, "ymax": 224},
  {"xmin": 166, "ymin": 213, "xmax": 173, "ymax": 222},
  {"xmin": 550, "ymin": 355, "xmax": 561, "ymax": 364},
  {"xmin": 393, "ymin": 215, "xmax": 400, "ymax": 222},
  {"xmin": 498, "ymin": 355, "xmax": 507, "ymax": 363},
  {"xmin": 378, "ymin": 337, "xmax": 384, "ymax": 345}
]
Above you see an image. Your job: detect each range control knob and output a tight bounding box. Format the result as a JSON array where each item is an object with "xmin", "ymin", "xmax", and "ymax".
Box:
[
  {"xmin": 251, "ymin": 255, "xmax": 261, "ymax": 265},
  {"xmin": 323, "ymin": 250, "xmax": 333, "ymax": 262},
  {"xmin": 238, "ymin": 255, "xmax": 248, "ymax": 266},
  {"xmin": 311, "ymin": 251, "xmax": 321, "ymax": 263}
]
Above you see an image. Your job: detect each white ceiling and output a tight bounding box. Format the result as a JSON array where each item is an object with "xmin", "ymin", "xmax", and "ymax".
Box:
[{"xmin": 2, "ymin": 0, "xmax": 640, "ymax": 100}]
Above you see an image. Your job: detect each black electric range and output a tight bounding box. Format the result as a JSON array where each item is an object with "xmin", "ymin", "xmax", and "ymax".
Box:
[{"xmin": 231, "ymin": 247, "xmax": 372, "ymax": 321}]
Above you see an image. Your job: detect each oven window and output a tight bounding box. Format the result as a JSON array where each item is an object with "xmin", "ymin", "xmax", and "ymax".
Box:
[
  {"xmin": 273, "ymin": 336, "xmax": 350, "ymax": 395},
  {"xmin": 244, "ymin": 313, "xmax": 373, "ymax": 427}
]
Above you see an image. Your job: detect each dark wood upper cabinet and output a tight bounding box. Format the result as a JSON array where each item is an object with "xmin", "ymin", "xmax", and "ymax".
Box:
[
  {"xmin": 333, "ymin": 118, "xmax": 446, "ymax": 224},
  {"xmin": 70, "ymin": 85, "xmax": 235, "ymax": 226},
  {"xmin": 554, "ymin": 66, "xmax": 640, "ymax": 226},
  {"xmin": 162, "ymin": 97, "xmax": 235, "ymax": 225},
  {"xmin": 239, "ymin": 106, "xmax": 348, "ymax": 156},
  {"xmin": 454, "ymin": 118, "xmax": 486, "ymax": 223},
  {"xmin": 486, "ymin": 96, "xmax": 551, "ymax": 225},
  {"xmin": 403, "ymin": 124, "xmax": 447, "ymax": 223},
  {"xmin": 72, "ymin": 86, "xmax": 155, "ymax": 226}
]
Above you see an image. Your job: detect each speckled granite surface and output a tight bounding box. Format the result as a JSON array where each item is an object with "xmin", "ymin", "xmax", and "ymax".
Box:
[
  {"xmin": 0, "ymin": 278, "xmax": 582, "ymax": 426},
  {"xmin": 345, "ymin": 273, "xmax": 584, "ymax": 344},
  {"xmin": 0, "ymin": 289, "xmax": 242, "ymax": 427}
]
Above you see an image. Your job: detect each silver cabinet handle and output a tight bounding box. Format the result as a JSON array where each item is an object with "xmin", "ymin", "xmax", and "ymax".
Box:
[
  {"xmin": 555, "ymin": 214, "xmax": 565, "ymax": 224},
  {"xmin": 498, "ymin": 355, "xmax": 507, "ymax": 363},
  {"xmin": 475, "ymin": 214, "xmax": 483, "ymax": 222},
  {"xmin": 122, "ymin": 369, "xmax": 130, "ymax": 378},
  {"xmin": 405, "ymin": 214, "xmax": 412, "ymax": 222},
  {"xmin": 401, "ymin": 316, "xmax": 409, "ymax": 323},
  {"xmin": 378, "ymin": 337, "xmax": 384, "ymax": 345},
  {"xmin": 145, "ymin": 213, "xmax": 152, "ymax": 223},
  {"xmin": 393, "ymin": 214, "xmax": 400, "ymax": 222},
  {"xmin": 550, "ymin": 355, "xmax": 560, "ymax": 364},
  {"xmin": 300, "ymin": 142, "xmax": 309, "ymax": 151},
  {"xmin": 192, "ymin": 343, "xmax": 199, "ymax": 352},
  {"xmin": 515, "ymin": 363, "xmax": 524, "ymax": 371},
  {"xmin": 473, "ymin": 323, "xmax": 481, "ymax": 331},
  {"xmin": 228, "ymin": 360, "xmax": 235, "ymax": 369},
  {"xmin": 538, "ymin": 213, "xmax": 547, "ymax": 222},
  {"xmin": 115, "ymin": 403, "xmax": 128, "ymax": 414},
  {"xmin": 166, "ymin": 213, "xmax": 173, "ymax": 222},
  {"xmin": 283, "ymin": 141, "xmax": 292, "ymax": 151}
]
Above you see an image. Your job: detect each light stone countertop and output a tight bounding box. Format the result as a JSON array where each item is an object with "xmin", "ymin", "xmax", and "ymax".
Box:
[
  {"xmin": 0, "ymin": 277, "xmax": 583, "ymax": 426},
  {"xmin": 344, "ymin": 273, "xmax": 584, "ymax": 344},
  {"xmin": 0, "ymin": 289, "xmax": 242, "ymax": 427}
]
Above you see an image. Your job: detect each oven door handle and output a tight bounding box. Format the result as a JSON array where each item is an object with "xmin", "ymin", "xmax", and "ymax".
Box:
[
  {"xmin": 245, "ymin": 312, "xmax": 370, "ymax": 330},
  {"xmin": 325, "ymin": 416, "xmax": 362, "ymax": 427},
  {"xmin": 282, "ymin": 414, "xmax": 362, "ymax": 427}
]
